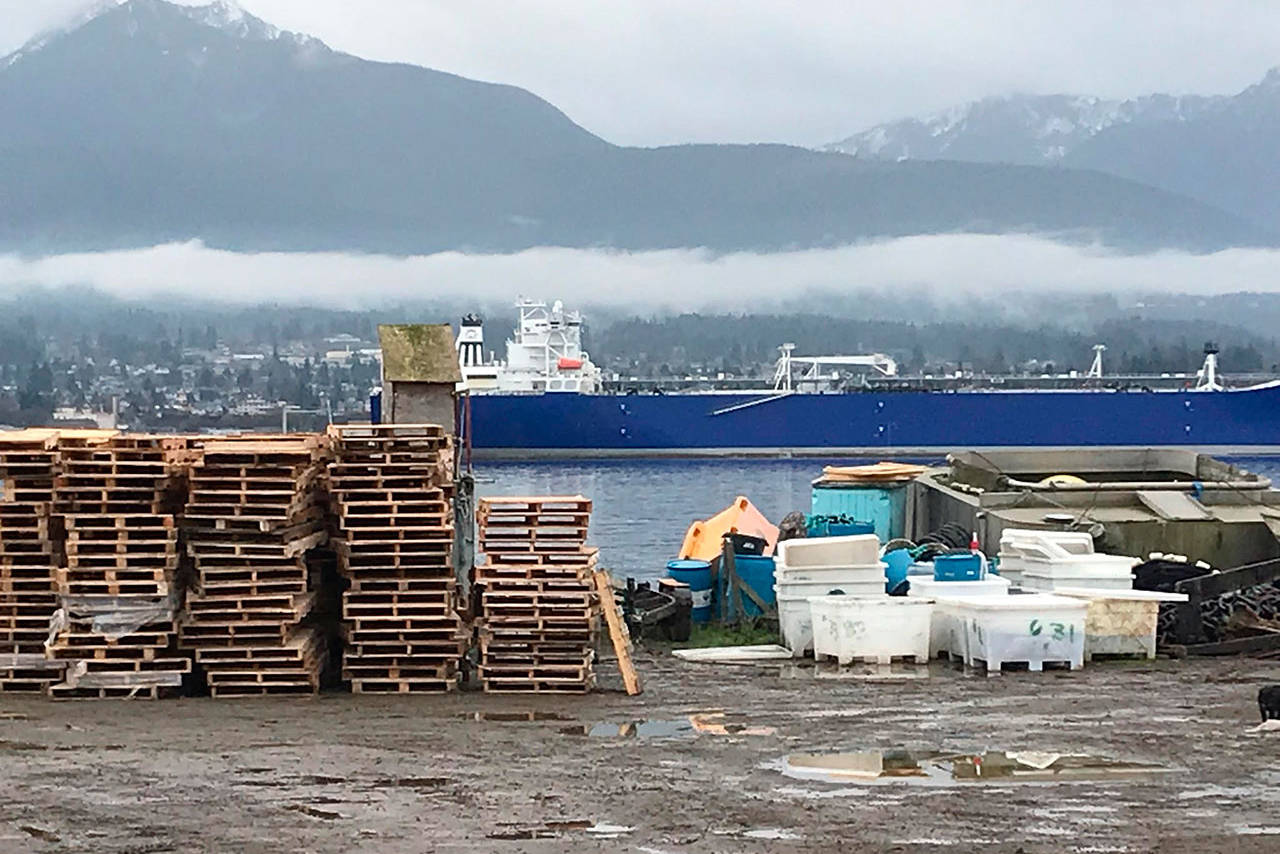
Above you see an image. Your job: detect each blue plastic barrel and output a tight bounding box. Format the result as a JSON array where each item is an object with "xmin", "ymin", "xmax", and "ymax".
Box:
[
  {"xmin": 882, "ymin": 548, "xmax": 914, "ymax": 592},
  {"xmin": 726, "ymin": 556, "xmax": 777, "ymax": 618},
  {"xmin": 667, "ymin": 559, "xmax": 714, "ymax": 623}
]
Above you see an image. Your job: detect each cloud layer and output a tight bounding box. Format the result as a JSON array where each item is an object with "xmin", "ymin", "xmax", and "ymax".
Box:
[{"xmin": 2, "ymin": 235, "xmax": 1279, "ymax": 312}]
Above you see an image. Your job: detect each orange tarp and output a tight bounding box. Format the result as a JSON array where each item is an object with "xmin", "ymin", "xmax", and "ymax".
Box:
[{"xmin": 678, "ymin": 496, "xmax": 779, "ymax": 562}]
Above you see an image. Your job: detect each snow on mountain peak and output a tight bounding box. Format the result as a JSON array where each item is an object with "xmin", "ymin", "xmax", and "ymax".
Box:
[
  {"xmin": 3, "ymin": 0, "xmax": 123, "ymax": 68},
  {"xmin": 2, "ymin": 0, "xmax": 312, "ymax": 69},
  {"xmin": 178, "ymin": 1, "xmax": 289, "ymax": 42}
]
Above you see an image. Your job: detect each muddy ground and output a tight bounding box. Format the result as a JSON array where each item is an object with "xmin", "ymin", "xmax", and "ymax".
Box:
[{"xmin": 1, "ymin": 652, "xmax": 1279, "ymax": 854}]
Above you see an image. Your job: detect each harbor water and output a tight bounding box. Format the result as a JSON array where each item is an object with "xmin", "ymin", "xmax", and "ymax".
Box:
[{"xmin": 475, "ymin": 454, "xmax": 1280, "ymax": 582}]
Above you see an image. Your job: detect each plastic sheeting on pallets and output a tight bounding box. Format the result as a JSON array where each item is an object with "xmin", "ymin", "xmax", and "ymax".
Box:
[{"xmin": 46, "ymin": 592, "xmax": 180, "ymax": 643}]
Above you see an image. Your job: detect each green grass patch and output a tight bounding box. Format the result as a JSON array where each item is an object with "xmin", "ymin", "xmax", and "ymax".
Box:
[{"xmin": 682, "ymin": 619, "xmax": 780, "ymax": 649}]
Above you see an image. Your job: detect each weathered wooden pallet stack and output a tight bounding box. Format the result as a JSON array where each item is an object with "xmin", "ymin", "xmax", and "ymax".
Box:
[
  {"xmin": 475, "ymin": 495, "xmax": 601, "ymax": 694},
  {"xmin": 46, "ymin": 435, "xmax": 191, "ymax": 699},
  {"xmin": 181, "ymin": 435, "xmax": 331, "ymax": 698},
  {"xmin": 0, "ymin": 431, "xmax": 66, "ymax": 694},
  {"xmin": 328, "ymin": 423, "xmax": 466, "ymax": 694}
]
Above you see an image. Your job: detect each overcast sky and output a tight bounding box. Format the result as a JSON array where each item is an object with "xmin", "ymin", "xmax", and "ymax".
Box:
[{"xmin": 3, "ymin": 0, "xmax": 1280, "ymax": 146}]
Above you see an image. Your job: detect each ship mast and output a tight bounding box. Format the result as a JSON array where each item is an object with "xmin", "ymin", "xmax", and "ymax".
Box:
[
  {"xmin": 1195, "ymin": 342, "xmax": 1223, "ymax": 391},
  {"xmin": 1086, "ymin": 344, "xmax": 1106, "ymax": 379}
]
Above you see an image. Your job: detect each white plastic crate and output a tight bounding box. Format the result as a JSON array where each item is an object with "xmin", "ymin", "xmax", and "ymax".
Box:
[
  {"xmin": 998, "ymin": 529, "xmax": 1097, "ymax": 586},
  {"xmin": 808, "ymin": 595, "xmax": 933, "ymax": 665},
  {"xmin": 1001, "ymin": 534, "xmax": 1137, "ymax": 591},
  {"xmin": 907, "ymin": 577, "xmax": 1011, "ymax": 658},
  {"xmin": 1021, "ymin": 570, "xmax": 1134, "ymax": 592},
  {"xmin": 946, "ymin": 593, "xmax": 1087, "ymax": 673},
  {"xmin": 775, "ymin": 562, "xmax": 885, "ymax": 585},
  {"xmin": 1053, "ymin": 586, "xmax": 1188, "ymax": 660},
  {"xmin": 777, "ymin": 534, "xmax": 881, "ymax": 568},
  {"xmin": 777, "ymin": 593, "xmax": 814, "ymax": 657},
  {"xmin": 777, "ymin": 579, "xmax": 888, "ymax": 658},
  {"xmin": 906, "ymin": 576, "xmax": 1011, "ymax": 598},
  {"xmin": 776, "ymin": 578, "xmax": 885, "ymax": 598}
]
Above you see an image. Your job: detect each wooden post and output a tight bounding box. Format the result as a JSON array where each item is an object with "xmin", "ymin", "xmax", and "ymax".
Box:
[
  {"xmin": 594, "ymin": 570, "xmax": 642, "ymax": 696},
  {"xmin": 723, "ymin": 536, "xmax": 744, "ymax": 625}
]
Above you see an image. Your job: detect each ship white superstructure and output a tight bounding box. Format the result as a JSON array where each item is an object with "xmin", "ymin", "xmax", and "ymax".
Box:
[{"xmin": 457, "ymin": 299, "xmax": 601, "ymax": 394}]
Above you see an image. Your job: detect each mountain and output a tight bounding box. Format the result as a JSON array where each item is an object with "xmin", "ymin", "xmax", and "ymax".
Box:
[
  {"xmin": 0, "ymin": 0, "xmax": 1272, "ymax": 255},
  {"xmin": 825, "ymin": 93, "xmax": 1222, "ymax": 165},
  {"xmin": 826, "ymin": 71, "xmax": 1280, "ymax": 230}
]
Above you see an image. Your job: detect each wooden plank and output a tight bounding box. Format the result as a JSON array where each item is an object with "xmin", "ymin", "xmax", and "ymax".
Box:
[
  {"xmin": 672, "ymin": 644, "xmax": 793, "ymax": 662},
  {"xmin": 593, "ymin": 569, "xmax": 641, "ymax": 696}
]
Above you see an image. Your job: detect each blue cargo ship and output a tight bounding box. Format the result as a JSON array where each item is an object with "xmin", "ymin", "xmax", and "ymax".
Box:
[{"xmin": 457, "ymin": 301, "xmax": 1280, "ymax": 457}]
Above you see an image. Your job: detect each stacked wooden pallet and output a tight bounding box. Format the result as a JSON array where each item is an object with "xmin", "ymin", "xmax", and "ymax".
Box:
[
  {"xmin": 46, "ymin": 435, "xmax": 190, "ymax": 699},
  {"xmin": 181, "ymin": 436, "xmax": 330, "ymax": 698},
  {"xmin": 476, "ymin": 495, "xmax": 601, "ymax": 694},
  {"xmin": 328, "ymin": 423, "xmax": 465, "ymax": 693},
  {"xmin": 0, "ymin": 432, "xmax": 65, "ymax": 693}
]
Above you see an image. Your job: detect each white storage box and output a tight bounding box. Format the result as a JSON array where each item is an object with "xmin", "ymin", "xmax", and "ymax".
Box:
[
  {"xmin": 998, "ymin": 529, "xmax": 1097, "ymax": 586},
  {"xmin": 776, "ymin": 579, "xmax": 885, "ymax": 598},
  {"xmin": 777, "ymin": 534, "xmax": 880, "ymax": 568},
  {"xmin": 1021, "ymin": 571, "xmax": 1134, "ymax": 592},
  {"xmin": 907, "ymin": 576, "xmax": 1011, "ymax": 658},
  {"xmin": 946, "ymin": 593, "xmax": 1087, "ymax": 672},
  {"xmin": 906, "ymin": 576, "xmax": 1011, "ymax": 598},
  {"xmin": 1053, "ymin": 587, "xmax": 1188, "ymax": 660},
  {"xmin": 777, "ymin": 593, "xmax": 815, "ymax": 657},
  {"xmin": 808, "ymin": 595, "xmax": 933, "ymax": 665},
  {"xmin": 1004, "ymin": 535, "xmax": 1137, "ymax": 591},
  {"xmin": 775, "ymin": 562, "xmax": 885, "ymax": 585}
]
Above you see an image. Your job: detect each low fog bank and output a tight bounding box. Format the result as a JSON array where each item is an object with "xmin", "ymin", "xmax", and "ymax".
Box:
[{"xmin": 1, "ymin": 234, "xmax": 1279, "ymax": 326}]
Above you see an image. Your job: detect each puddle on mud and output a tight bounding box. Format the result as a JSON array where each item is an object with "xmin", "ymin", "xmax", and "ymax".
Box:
[
  {"xmin": 562, "ymin": 712, "xmax": 775, "ymax": 739},
  {"xmin": 462, "ymin": 711, "xmax": 574, "ymax": 722},
  {"xmin": 782, "ymin": 749, "xmax": 1170, "ymax": 786},
  {"xmin": 563, "ymin": 719, "xmax": 695, "ymax": 739}
]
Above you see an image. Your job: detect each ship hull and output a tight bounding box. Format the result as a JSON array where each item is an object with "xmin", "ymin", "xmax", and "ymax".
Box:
[{"xmin": 467, "ymin": 385, "xmax": 1280, "ymax": 457}]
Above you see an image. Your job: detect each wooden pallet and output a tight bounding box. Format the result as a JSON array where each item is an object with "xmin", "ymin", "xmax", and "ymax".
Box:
[
  {"xmin": 208, "ymin": 681, "xmax": 319, "ymax": 699},
  {"xmin": 479, "ymin": 495, "xmax": 591, "ymax": 514},
  {"xmin": 329, "ymin": 423, "xmax": 459, "ymax": 689},
  {"xmin": 336, "ymin": 549, "xmax": 453, "ymax": 568},
  {"xmin": 186, "ymin": 591, "xmax": 317, "ymax": 624},
  {"xmin": 350, "ymin": 676, "xmax": 458, "ymax": 694},
  {"xmin": 179, "ymin": 620, "xmax": 296, "ymax": 645},
  {"xmin": 476, "ymin": 548, "xmax": 600, "ymax": 568},
  {"xmin": 480, "ymin": 678, "xmax": 593, "ymax": 695},
  {"xmin": 345, "ymin": 576, "xmax": 456, "ymax": 593},
  {"xmin": 48, "ymin": 684, "xmax": 180, "ymax": 700}
]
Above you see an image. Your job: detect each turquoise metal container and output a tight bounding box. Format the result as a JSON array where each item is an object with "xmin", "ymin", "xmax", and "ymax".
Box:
[
  {"xmin": 811, "ymin": 482, "xmax": 909, "ymax": 541},
  {"xmin": 667, "ymin": 559, "xmax": 714, "ymax": 623},
  {"xmin": 724, "ymin": 555, "xmax": 776, "ymax": 618}
]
